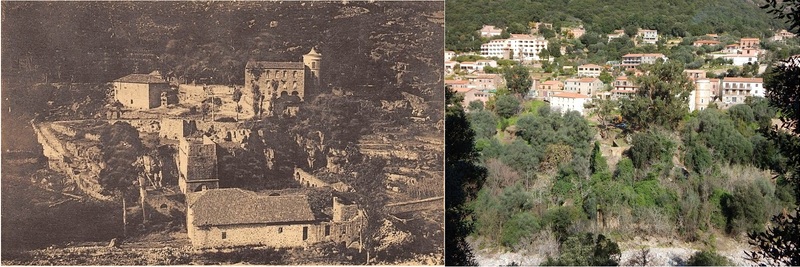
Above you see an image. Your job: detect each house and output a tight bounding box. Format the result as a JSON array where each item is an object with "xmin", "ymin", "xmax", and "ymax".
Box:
[
  {"xmin": 537, "ymin": 80, "xmax": 564, "ymax": 101},
  {"xmin": 689, "ymin": 78, "xmax": 714, "ymax": 112},
  {"xmin": 445, "ymin": 80, "xmax": 470, "ymax": 90},
  {"xmin": 562, "ymin": 27, "xmax": 585, "ymax": 39},
  {"xmin": 607, "ymin": 29, "xmax": 625, "ymax": 42},
  {"xmin": 577, "ymin": 64, "xmax": 603, "ymax": 78},
  {"xmin": 684, "ymin": 69, "xmax": 706, "ymax": 80},
  {"xmin": 186, "ymin": 188, "xmax": 362, "ymax": 249},
  {"xmin": 445, "ymin": 50, "xmax": 456, "ymax": 61},
  {"xmin": 112, "ymin": 72, "xmax": 171, "ymax": 109},
  {"xmin": 564, "ymin": 77, "xmax": 603, "ymax": 97},
  {"xmin": 178, "ymin": 136, "xmax": 219, "ymax": 194},
  {"xmin": 465, "ymin": 74, "xmax": 503, "ymax": 90},
  {"xmin": 771, "ymin": 29, "xmax": 796, "ymax": 42},
  {"xmin": 723, "ymin": 54, "xmax": 758, "ymax": 66},
  {"xmin": 621, "ymin": 53, "xmax": 667, "ymax": 69},
  {"xmin": 461, "ymin": 88, "xmax": 491, "ymax": 108},
  {"xmin": 244, "ymin": 48, "xmax": 320, "ymax": 117},
  {"xmin": 693, "ymin": 40, "xmax": 721, "ymax": 47},
  {"xmin": 612, "ymin": 76, "xmax": 638, "ymax": 99},
  {"xmin": 475, "ymin": 59, "xmax": 498, "ymax": 72},
  {"xmin": 444, "ymin": 61, "xmax": 457, "ymax": 73},
  {"xmin": 550, "ymin": 92, "xmax": 590, "ymax": 115},
  {"xmin": 479, "ymin": 25, "xmax": 503, "ymax": 37},
  {"xmin": 739, "ymin": 38, "xmax": 760, "ymax": 49},
  {"xmin": 480, "ymin": 34, "xmax": 548, "ymax": 62},
  {"xmin": 637, "ymin": 29, "xmax": 658, "ymax": 44},
  {"xmin": 459, "ymin": 61, "xmax": 478, "ymax": 73},
  {"xmin": 721, "ymin": 77, "xmax": 763, "ymax": 105},
  {"xmin": 724, "ymin": 43, "xmax": 740, "ymax": 54}
]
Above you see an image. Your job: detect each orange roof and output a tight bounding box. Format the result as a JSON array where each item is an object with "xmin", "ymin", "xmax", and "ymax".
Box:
[
  {"xmin": 694, "ymin": 40, "xmax": 720, "ymax": 44},
  {"xmin": 552, "ymin": 92, "xmax": 590, "ymax": 98},
  {"xmin": 723, "ymin": 77, "xmax": 763, "ymax": 83},
  {"xmin": 541, "ymin": 80, "xmax": 563, "ymax": 86},
  {"xmin": 445, "ymin": 80, "xmax": 468, "ymax": 85},
  {"xmin": 616, "ymin": 76, "xmax": 629, "ymax": 81},
  {"xmin": 623, "ymin": 53, "xmax": 665, "ymax": 58},
  {"xmin": 579, "ymin": 64, "xmax": 602, "ymax": 68},
  {"xmin": 740, "ymin": 37, "xmax": 759, "ymax": 41},
  {"xmin": 579, "ymin": 77, "xmax": 600, "ymax": 83}
]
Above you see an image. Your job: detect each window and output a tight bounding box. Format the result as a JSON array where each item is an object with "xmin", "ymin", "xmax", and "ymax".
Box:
[
  {"xmin": 278, "ymin": 227, "xmax": 283, "ymax": 233},
  {"xmin": 130, "ymin": 99, "xmax": 133, "ymax": 104},
  {"xmin": 222, "ymin": 231, "xmax": 227, "ymax": 239},
  {"xmin": 325, "ymin": 225, "xmax": 330, "ymax": 236},
  {"xmin": 302, "ymin": 227, "xmax": 308, "ymax": 241}
]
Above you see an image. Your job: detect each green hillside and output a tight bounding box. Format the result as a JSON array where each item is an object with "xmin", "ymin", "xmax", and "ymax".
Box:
[{"xmin": 446, "ymin": 0, "xmax": 787, "ymax": 51}]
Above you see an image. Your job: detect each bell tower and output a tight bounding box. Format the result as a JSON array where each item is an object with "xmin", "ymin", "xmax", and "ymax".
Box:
[{"xmin": 303, "ymin": 47, "xmax": 322, "ymax": 86}]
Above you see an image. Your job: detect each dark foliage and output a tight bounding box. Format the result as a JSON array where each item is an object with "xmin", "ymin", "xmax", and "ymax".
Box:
[
  {"xmin": 445, "ymin": 87, "xmax": 487, "ymax": 266},
  {"xmin": 746, "ymin": 207, "xmax": 800, "ymax": 266}
]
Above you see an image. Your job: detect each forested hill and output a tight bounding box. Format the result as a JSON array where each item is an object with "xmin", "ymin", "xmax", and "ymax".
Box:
[
  {"xmin": 446, "ymin": 0, "xmax": 787, "ymax": 51},
  {"xmin": 2, "ymin": 1, "xmax": 444, "ymax": 100}
]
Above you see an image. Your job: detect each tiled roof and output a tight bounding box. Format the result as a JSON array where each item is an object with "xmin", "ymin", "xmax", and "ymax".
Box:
[
  {"xmin": 113, "ymin": 73, "xmax": 167, "ymax": 84},
  {"xmin": 723, "ymin": 77, "xmax": 763, "ymax": 83},
  {"xmin": 579, "ymin": 64, "xmax": 602, "ymax": 68},
  {"xmin": 445, "ymin": 80, "xmax": 468, "ymax": 85},
  {"xmin": 246, "ymin": 61, "xmax": 305, "ymax": 69},
  {"xmin": 188, "ymin": 188, "xmax": 316, "ymax": 227},
  {"xmin": 552, "ymin": 92, "xmax": 590, "ymax": 98}
]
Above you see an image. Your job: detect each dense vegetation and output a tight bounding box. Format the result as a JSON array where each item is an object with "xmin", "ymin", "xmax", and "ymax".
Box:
[
  {"xmin": 460, "ymin": 61, "xmax": 796, "ymax": 263},
  {"xmin": 446, "ymin": 0, "xmax": 786, "ymax": 52}
]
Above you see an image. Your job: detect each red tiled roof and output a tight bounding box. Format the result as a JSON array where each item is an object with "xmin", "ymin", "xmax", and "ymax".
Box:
[
  {"xmin": 723, "ymin": 77, "xmax": 763, "ymax": 83},
  {"xmin": 188, "ymin": 188, "xmax": 316, "ymax": 227},
  {"xmin": 579, "ymin": 64, "xmax": 602, "ymax": 69},
  {"xmin": 552, "ymin": 92, "xmax": 590, "ymax": 98},
  {"xmin": 113, "ymin": 73, "xmax": 167, "ymax": 84},
  {"xmin": 445, "ymin": 80, "xmax": 468, "ymax": 85}
]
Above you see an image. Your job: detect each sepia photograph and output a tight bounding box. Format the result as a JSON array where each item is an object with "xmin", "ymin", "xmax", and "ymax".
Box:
[{"xmin": 1, "ymin": 1, "xmax": 444, "ymax": 265}]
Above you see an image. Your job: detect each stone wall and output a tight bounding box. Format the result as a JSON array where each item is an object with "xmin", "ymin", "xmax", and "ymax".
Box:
[{"xmin": 294, "ymin": 167, "xmax": 329, "ymax": 188}]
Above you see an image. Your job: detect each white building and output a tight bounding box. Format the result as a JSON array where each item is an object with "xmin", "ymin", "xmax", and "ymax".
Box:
[
  {"xmin": 720, "ymin": 77, "xmax": 763, "ymax": 105},
  {"xmin": 479, "ymin": 25, "xmax": 503, "ymax": 38},
  {"xmin": 550, "ymin": 92, "xmax": 590, "ymax": 115},
  {"xmin": 445, "ymin": 51, "xmax": 456, "ymax": 62},
  {"xmin": 621, "ymin": 53, "xmax": 667, "ymax": 68},
  {"xmin": 577, "ymin": 64, "xmax": 603, "ymax": 78},
  {"xmin": 723, "ymin": 54, "xmax": 759, "ymax": 66},
  {"xmin": 480, "ymin": 34, "xmax": 548, "ymax": 62},
  {"xmin": 475, "ymin": 59, "xmax": 498, "ymax": 71},
  {"xmin": 637, "ymin": 29, "xmax": 658, "ymax": 44}
]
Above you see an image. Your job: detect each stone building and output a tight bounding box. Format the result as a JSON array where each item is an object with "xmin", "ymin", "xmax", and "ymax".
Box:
[
  {"xmin": 186, "ymin": 188, "xmax": 362, "ymax": 249},
  {"xmin": 112, "ymin": 72, "xmax": 171, "ymax": 109},
  {"xmin": 243, "ymin": 48, "xmax": 321, "ymax": 117},
  {"xmin": 178, "ymin": 136, "xmax": 219, "ymax": 194}
]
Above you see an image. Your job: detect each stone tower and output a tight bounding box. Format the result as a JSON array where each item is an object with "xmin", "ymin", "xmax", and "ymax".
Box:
[
  {"xmin": 303, "ymin": 47, "xmax": 322, "ymax": 87},
  {"xmin": 178, "ymin": 136, "xmax": 218, "ymax": 194}
]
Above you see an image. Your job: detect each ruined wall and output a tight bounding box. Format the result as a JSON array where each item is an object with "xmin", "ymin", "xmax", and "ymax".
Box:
[
  {"xmin": 294, "ymin": 167, "xmax": 329, "ymax": 188},
  {"xmin": 32, "ymin": 122, "xmax": 111, "ymax": 201}
]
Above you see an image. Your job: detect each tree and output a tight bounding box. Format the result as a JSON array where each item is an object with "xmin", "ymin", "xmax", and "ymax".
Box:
[
  {"xmin": 687, "ymin": 250, "xmax": 733, "ymax": 266},
  {"xmin": 468, "ymin": 110, "xmax": 498, "ymax": 140},
  {"xmin": 592, "ymin": 98, "xmax": 617, "ymax": 139},
  {"xmin": 98, "ymin": 121, "xmax": 145, "ymax": 238},
  {"xmin": 620, "ymin": 60, "xmax": 693, "ymax": 130},
  {"xmin": 445, "ymin": 87, "xmax": 487, "ymax": 266},
  {"xmin": 598, "ymin": 70, "xmax": 614, "ymax": 84},
  {"xmin": 494, "ymin": 94, "xmax": 520, "ymax": 119},
  {"xmin": 542, "ymin": 233, "xmax": 621, "ymax": 266},
  {"xmin": 467, "ymin": 100, "xmax": 484, "ymax": 112},
  {"xmin": 746, "ymin": 207, "xmax": 800, "ymax": 266},
  {"xmin": 504, "ymin": 64, "xmax": 533, "ymax": 97},
  {"xmin": 624, "ymin": 25, "xmax": 639, "ymax": 38},
  {"xmin": 340, "ymin": 156, "xmax": 387, "ymax": 264}
]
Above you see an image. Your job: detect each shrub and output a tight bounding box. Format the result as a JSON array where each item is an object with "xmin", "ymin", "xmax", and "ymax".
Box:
[
  {"xmin": 542, "ymin": 233, "xmax": 621, "ymax": 266},
  {"xmin": 501, "ymin": 212, "xmax": 541, "ymax": 248},
  {"xmin": 687, "ymin": 250, "xmax": 733, "ymax": 266},
  {"xmin": 614, "ymin": 157, "xmax": 635, "ymax": 184},
  {"xmin": 722, "ymin": 183, "xmax": 770, "ymax": 235}
]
